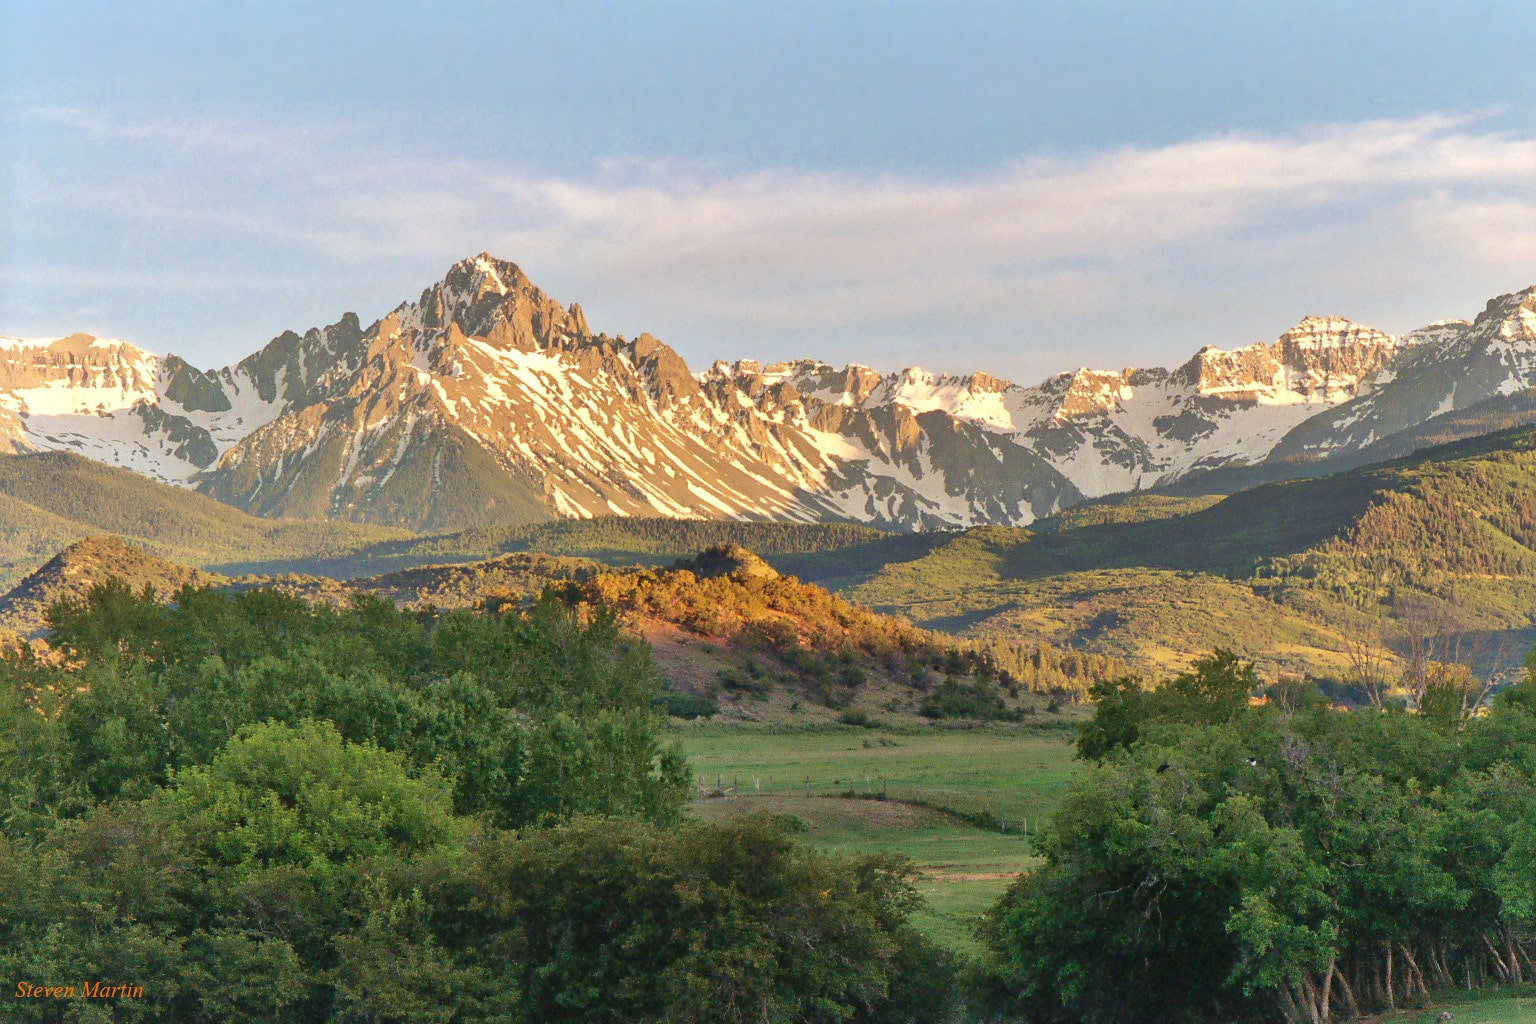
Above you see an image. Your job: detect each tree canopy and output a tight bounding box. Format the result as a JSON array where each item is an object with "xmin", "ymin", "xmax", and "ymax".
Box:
[
  {"xmin": 982, "ymin": 652, "xmax": 1536, "ymax": 1024},
  {"xmin": 0, "ymin": 579, "xmax": 950, "ymax": 1023}
]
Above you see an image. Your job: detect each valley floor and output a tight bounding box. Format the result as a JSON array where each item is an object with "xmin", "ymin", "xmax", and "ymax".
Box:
[
  {"xmin": 676, "ymin": 723, "xmax": 1079, "ymax": 954},
  {"xmin": 1366, "ymin": 987, "xmax": 1535, "ymax": 1022}
]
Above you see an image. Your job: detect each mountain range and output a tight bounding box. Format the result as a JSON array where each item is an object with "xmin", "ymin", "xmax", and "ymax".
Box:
[
  {"xmin": 7, "ymin": 416, "xmax": 1536, "ymax": 683},
  {"xmin": 5, "ymin": 254, "xmax": 1536, "ymax": 531}
]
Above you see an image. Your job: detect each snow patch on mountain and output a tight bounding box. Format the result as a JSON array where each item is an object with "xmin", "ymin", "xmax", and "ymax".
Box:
[{"xmin": 9, "ymin": 260, "xmax": 1536, "ymax": 532}]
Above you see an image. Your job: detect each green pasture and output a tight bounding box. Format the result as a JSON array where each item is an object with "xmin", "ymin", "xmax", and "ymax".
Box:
[
  {"xmin": 676, "ymin": 725, "xmax": 1081, "ymax": 954},
  {"xmin": 675, "ymin": 723, "xmax": 1079, "ymax": 824},
  {"xmin": 1382, "ymin": 987, "xmax": 1536, "ymax": 1023},
  {"xmin": 689, "ymin": 793, "xmax": 1035, "ymax": 956}
]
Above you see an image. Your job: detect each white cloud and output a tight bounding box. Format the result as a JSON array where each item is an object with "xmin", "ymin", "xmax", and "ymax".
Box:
[{"xmin": 8, "ymin": 107, "xmax": 1536, "ymax": 379}]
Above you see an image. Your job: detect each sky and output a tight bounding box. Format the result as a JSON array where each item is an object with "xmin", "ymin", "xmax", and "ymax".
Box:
[{"xmin": 4, "ymin": 1, "xmax": 1536, "ymax": 382}]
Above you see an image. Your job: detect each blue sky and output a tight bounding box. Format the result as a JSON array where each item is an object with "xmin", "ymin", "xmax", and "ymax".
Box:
[{"xmin": 4, "ymin": 1, "xmax": 1536, "ymax": 380}]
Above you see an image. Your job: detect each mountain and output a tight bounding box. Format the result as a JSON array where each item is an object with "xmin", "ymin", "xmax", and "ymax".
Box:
[
  {"xmin": 6, "ymin": 256, "xmax": 1536, "ymax": 531},
  {"xmin": 0, "ymin": 450, "xmax": 410, "ymax": 592},
  {"xmin": 831, "ymin": 422, "xmax": 1536, "ymax": 681},
  {"xmin": 0, "ymin": 333, "xmax": 284, "ymax": 481}
]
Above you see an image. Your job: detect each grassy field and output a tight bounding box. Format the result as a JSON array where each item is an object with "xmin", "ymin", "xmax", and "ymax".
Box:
[
  {"xmin": 1376, "ymin": 987, "xmax": 1536, "ymax": 1023},
  {"xmin": 689, "ymin": 795, "xmax": 1034, "ymax": 953},
  {"xmin": 675, "ymin": 723, "xmax": 1079, "ymax": 824},
  {"xmin": 676, "ymin": 724, "xmax": 1081, "ymax": 954}
]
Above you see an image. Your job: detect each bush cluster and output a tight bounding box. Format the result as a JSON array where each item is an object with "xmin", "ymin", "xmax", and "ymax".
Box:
[
  {"xmin": 0, "ymin": 579, "xmax": 951, "ymax": 1023},
  {"xmin": 981, "ymin": 650, "xmax": 1536, "ymax": 1024}
]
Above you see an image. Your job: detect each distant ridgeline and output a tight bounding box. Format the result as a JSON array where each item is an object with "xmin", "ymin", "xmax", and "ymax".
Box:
[
  {"xmin": 10, "ymin": 417, "xmax": 1536, "ymax": 688},
  {"xmin": 6, "ymin": 255, "xmax": 1536, "ymax": 533},
  {"xmin": 840, "ymin": 422, "xmax": 1536, "ymax": 686}
]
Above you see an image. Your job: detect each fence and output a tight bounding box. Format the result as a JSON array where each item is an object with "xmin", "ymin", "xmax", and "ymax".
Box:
[{"xmin": 692, "ymin": 773, "xmax": 1035, "ymax": 835}]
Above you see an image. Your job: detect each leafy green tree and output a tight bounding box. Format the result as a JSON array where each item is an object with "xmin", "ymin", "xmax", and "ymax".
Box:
[
  {"xmin": 0, "ymin": 579, "xmax": 956, "ymax": 1022},
  {"xmin": 332, "ymin": 882, "xmax": 519, "ymax": 1024},
  {"xmin": 985, "ymin": 652, "xmax": 1536, "ymax": 1024},
  {"xmin": 13, "ymin": 581, "xmax": 690, "ymax": 832},
  {"xmin": 918, "ymin": 678, "xmax": 1019, "ymax": 721},
  {"xmin": 0, "ymin": 720, "xmax": 514, "ymax": 1023},
  {"xmin": 466, "ymin": 814, "xmax": 950, "ymax": 1024},
  {"xmin": 1077, "ymin": 650, "xmax": 1254, "ymax": 760},
  {"xmin": 1073, "ymin": 676, "xmax": 1147, "ymax": 760}
]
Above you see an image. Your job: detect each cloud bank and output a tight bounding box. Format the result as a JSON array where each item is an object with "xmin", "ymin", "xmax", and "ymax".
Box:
[{"xmin": 6, "ymin": 108, "xmax": 1536, "ymax": 379}]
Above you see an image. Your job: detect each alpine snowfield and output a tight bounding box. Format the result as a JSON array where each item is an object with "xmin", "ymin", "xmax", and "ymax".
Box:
[{"xmin": 5, "ymin": 255, "xmax": 1536, "ymax": 532}]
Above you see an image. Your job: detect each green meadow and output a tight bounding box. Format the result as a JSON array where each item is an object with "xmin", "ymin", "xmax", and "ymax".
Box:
[
  {"xmin": 677, "ymin": 724, "xmax": 1082, "ymax": 953},
  {"xmin": 1377, "ymin": 988, "xmax": 1536, "ymax": 1023}
]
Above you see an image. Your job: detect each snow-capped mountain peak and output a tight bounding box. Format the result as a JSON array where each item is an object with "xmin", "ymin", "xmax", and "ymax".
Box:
[
  {"xmin": 1482, "ymin": 285, "xmax": 1536, "ymax": 347},
  {"xmin": 6, "ymin": 258, "xmax": 1536, "ymax": 532}
]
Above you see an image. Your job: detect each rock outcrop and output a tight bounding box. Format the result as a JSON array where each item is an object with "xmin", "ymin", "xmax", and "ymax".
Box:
[{"xmin": 5, "ymin": 256, "xmax": 1536, "ymax": 530}]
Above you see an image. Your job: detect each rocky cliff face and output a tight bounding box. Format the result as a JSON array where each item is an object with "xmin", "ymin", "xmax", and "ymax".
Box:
[
  {"xmin": 0, "ymin": 333, "xmax": 282, "ymax": 482},
  {"xmin": 4, "ymin": 256, "xmax": 1534, "ymax": 531},
  {"xmin": 199, "ymin": 256, "xmax": 862, "ymax": 531},
  {"xmin": 1263, "ymin": 288, "xmax": 1536, "ymax": 463}
]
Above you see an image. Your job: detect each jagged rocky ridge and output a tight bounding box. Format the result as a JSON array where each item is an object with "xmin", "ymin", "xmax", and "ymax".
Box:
[{"xmin": 4, "ymin": 256, "xmax": 1536, "ymax": 531}]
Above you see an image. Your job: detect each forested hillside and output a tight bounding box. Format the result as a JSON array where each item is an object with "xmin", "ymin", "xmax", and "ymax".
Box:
[
  {"xmin": 0, "ymin": 539, "xmax": 1123, "ymax": 720},
  {"xmin": 834, "ymin": 423, "xmax": 1536, "ymax": 682},
  {"xmin": 0, "ymin": 451, "xmax": 410, "ymax": 590},
  {"xmin": 256, "ymin": 515, "xmax": 938, "ymax": 583},
  {"xmin": 567, "ymin": 545, "xmax": 1123, "ymax": 719},
  {"xmin": 0, "ymin": 537, "xmax": 230, "ymax": 637}
]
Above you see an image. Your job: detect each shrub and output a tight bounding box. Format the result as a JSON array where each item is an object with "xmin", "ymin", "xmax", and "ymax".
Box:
[
  {"xmin": 918, "ymin": 679, "xmax": 1020, "ymax": 721},
  {"xmin": 653, "ymin": 692, "xmax": 720, "ymax": 720}
]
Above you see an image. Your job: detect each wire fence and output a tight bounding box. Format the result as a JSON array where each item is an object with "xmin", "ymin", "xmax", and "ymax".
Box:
[{"xmin": 692, "ymin": 773, "xmax": 1036, "ymax": 834}]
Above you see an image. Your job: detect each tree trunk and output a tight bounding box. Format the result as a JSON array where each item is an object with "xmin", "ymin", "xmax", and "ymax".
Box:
[
  {"xmin": 1277, "ymin": 982, "xmax": 1306, "ymax": 1024},
  {"xmin": 1399, "ymin": 943, "xmax": 1427, "ymax": 997},
  {"xmin": 1299, "ymin": 974, "xmax": 1324, "ymax": 1024},
  {"xmin": 1428, "ymin": 941, "xmax": 1447, "ymax": 988},
  {"xmin": 1385, "ymin": 943, "xmax": 1395, "ymax": 1012},
  {"xmin": 1332, "ymin": 963, "xmax": 1360, "ymax": 1019},
  {"xmin": 1482, "ymin": 933, "xmax": 1511, "ymax": 984},
  {"xmin": 1512, "ymin": 940, "xmax": 1536, "ymax": 977}
]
